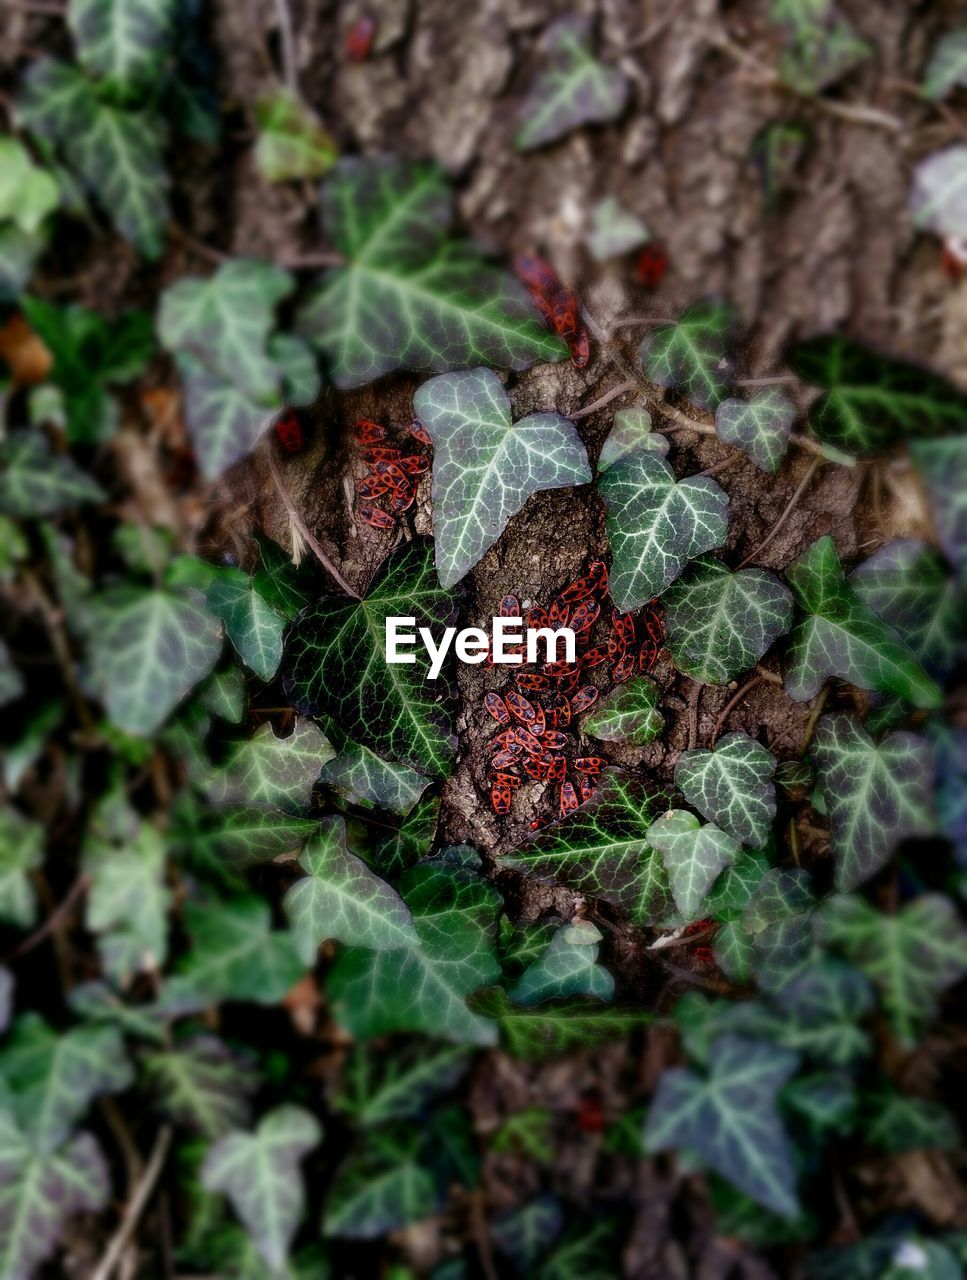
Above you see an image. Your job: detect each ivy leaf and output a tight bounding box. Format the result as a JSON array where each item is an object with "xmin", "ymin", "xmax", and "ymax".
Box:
[
  {"xmin": 18, "ymin": 59, "xmax": 169, "ymax": 258},
  {"xmin": 910, "ymin": 145, "xmax": 967, "ymax": 241},
  {"xmin": 143, "ymin": 1035, "xmax": 258, "ymax": 1139},
  {"xmin": 509, "ymin": 921, "xmax": 614, "ymax": 1006},
  {"xmin": 319, "ymin": 743, "xmax": 431, "ymax": 816},
  {"xmin": 783, "ymin": 536, "xmax": 942, "ymax": 709},
  {"xmin": 329, "ymin": 863, "xmax": 501, "ymax": 1046},
  {"xmin": 771, "ymin": 957, "xmax": 875, "ymax": 1066},
  {"xmin": 788, "ymin": 334, "xmax": 967, "ymax": 452},
  {"xmin": 812, "ymin": 715, "xmax": 934, "ymax": 891},
  {"xmin": 664, "ymin": 557, "xmax": 794, "ymax": 685},
  {"xmin": 516, "ymin": 17, "xmax": 628, "ymax": 151},
  {"xmin": 500, "ymin": 772, "xmax": 671, "ymax": 925},
  {"xmin": 0, "ymin": 1014, "xmax": 133, "ymax": 1153},
  {"xmin": 0, "ymin": 809, "xmax": 43, "ymax": 928},
  {"xmin": 779, "ymin": 13, "xmax": 869, "ymax": 95},
  {"xmin": 492, "ymin": 1196, "xmax": 565, "ymax": 1273},
  {"xmin": 597, "ymin": 406, "xmax": 668, "ymax": 471},
  {"xmin": 715, "ymin": 390, "xmax": 795, "ymax": 473},
  {"xmin": 84, "ymin": 820, "xmax": 170, "ymax": 984},
  {"xmin": 171, "ymin": 803, "xmax": 317, "ymax": 885},
  {"xmin": 159, "ymin": 260, "xmax": 294, "ymax": 403},
  {"xmin": 849, "ymin": 539, "xmax": 963, "ymax": 677},
  {"xmin": 864, "ymin": 1090, "xmax": 958, "ymax": 1154},
  {"xmin": 173, "ymin": 354, "xmax": 272, "ymax": 479},
  {"xmin": 87, "ymin": 585, "xmax": 222, "ymax": 736},
  {"xmin": 675, "ymin": 733, "xmax": 778, "ymax": 848},
  {"xmin": 206, "ymin": 568, "xmax": 285, "ymax": 682},
  {"xmin": 206, "ymin": 718, "xmax": 334, "ymax": 813},
  {"xmin": 644, "ymin": 1035, "xmax": 800, "ymax": 1217},
  {"xmin": 582, "ymin": 676, "xmax": 664, "ymax": 745},
  {"xmin": 168, "ymin": 896, "xmax": 304, "ymax": 1010},
  {"xmin": 742, "ymin": 868, "xmax": 818, "ymax": 993},
  {"xmin": 470, "ymin": 987, "xmax": 655, "ymax": 1061},
  {"xmin": 68, "ymin": 0, "xmax": 177, "ymax": 95},
  {"xmin": 413, "ymin": 369, "xmax": 591, "ymax": 588},
  {"xmin": 367, "ymin": 793, "xmax": 441, "ymax": 878},
  {"xmin": 600, "ymin": 452, "xmax": 729, "ymax": 609},
  {"xmin": 324, "ymin": 1137, "xmax": 439, "ymax": 1240},
  {"xmin": 0, "ymin": 1116, "xmax": 109, "ymax": 1280},
  {"xmin": 296, "ymin": 157, "xmax": 565, "ymax": 389},
  {"xmin": 640, "ymin": 300, "xmax": 735, "ymax": 410},
  {"xmin": 817, "ymin": 894, "xmax": 967, "ymax": 1047},
  {"xmin": 283, "ymin": 815, "xmax": 418, "ymax": 961},
  {"xmin": 283, "ymin": 538, "xmax": 457, "ymax": 779},
  {"xmin": 587, "ymin": 197, "xmax": 649, "ymax": 261},
  {"xmin": 0, "ymin": 431, "xmax": 105, "ymax": 517},
  {"xmin": 0, "ymin": 138, "xmax": 59, "ymax": 235},
  {"xmin": 202, "ymin": 1105, "xmax": 322, "ymax": 1273},
  {"xmin": 254, "ymin": 89, "xmax": 336, "ymax": 182},
  {"xmin": 647, "ymin": 811, "xmax": 740, "ymax": 920},
  {"xmin": 910, "ymin": 437, "xmax": 967, "ymax": 576},
  {"xmin": 923, "ymin": 30, "xmax": 967, "ymax": 101},
  {"xmin": 332, "ymin": 1042, "xmax": 471, "ymax": 1128},
  {"xmin": 933, "ymin": 723, "xmax": 967, "ymax": 867}
]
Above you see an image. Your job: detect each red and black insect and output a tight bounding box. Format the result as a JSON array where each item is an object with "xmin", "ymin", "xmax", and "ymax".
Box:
[
  {"xmin": 345, "ymin": 14, "xmax": 376, "ymax": 62},
  {"xmin": 484, "ymin": 692, "xmax": 510, "ymax": 725},
  {"xmin": 274, "ymin": 409, "xmax": 304, "ymax": 453},
  {"xmin": 580, "ymin": 645, "xmax": 610, "ymax": 669},
  {"xmin": 362, "ymin": 446, "xmax": 401, "ymax": 464},
  {"xmin": 578, "ymin": 776, "xmax": 596, "ymax": 804},
  {"xmin": 515, "ymin": 673, "xmax": 550, "ymax": 692},
  {"xmin": 409, "ymin": 418, "xmax": 432, "ymax": 446},
  {"xmin": 635, "ymin": 244, "xmax": 669, "ymax": 289},
  {"xmin": 490, "ymin": 770, "xmax": 522, "ymax": 789},
  {"xmin": 358, "ymin": 474, "xmax": 392, "ymax": 500},
  {"xmin": 491, "ymin": 749, "xmax": 521, "ymax": 770},
  {"xmin": 506, "ymin": 690, "xmax": 537, "ymax": 725},
  {"xmin": 569, "ymin": 686, "xmax": 599, "ymax": 714},
  {"xmin": 570, "ymin": 598, "xmax": 600, "ymax": 634},
  {"xmin": 612, "ymin": 650, "xmax": 637, "ymax": 683},
  {"xmin": 397, "ymin": 454, "xmax": 430, "ymax": 476},
  {"xmin": 559, "ymin": 781, "xmax": 579, "ymax": 816},
  {"xmin": 514, "ymin": 253, "xmax": 590, "ymax": 370},
  {"xmin": 491, "ymin": 782, "xmax": 512, "ymax": 815},
  {"xmin": 574, "ymin": 757, "xmax": 605, "ymax": 774},
  {"xmin": 638, "ymin": 599, "xmax": 664, "ymax": 672},
  {"xmin": 357, "ymin": 505, "xmax": 395, "ymax": 529},
  {"xmin": 354, "ymin": 419, "xmax": 385, "ymax": 443},
  {"xmin": 499, "ymin": 594, "xmax": 521, "ymax": 617}
]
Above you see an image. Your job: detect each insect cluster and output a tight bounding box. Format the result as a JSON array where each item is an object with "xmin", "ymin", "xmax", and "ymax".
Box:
[
  {"xmin": 514, "ymin": 253, "xmax": 590, "ymax": 368},
  {"xmin": 482, "ymin": 560, "xmax": 665, "ymax": 824},
  {"xmin": 351, "ymin": 418, "xmax": 432, "ymax": 530}
]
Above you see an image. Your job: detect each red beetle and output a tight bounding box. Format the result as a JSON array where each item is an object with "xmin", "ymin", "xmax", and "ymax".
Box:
[
  {"xmin": 484, "ymin": 692, "xmax": 511, "ymax": 724},
  {"xmin": 499, "ymin": 594, "xmax": 521, "ymax": 617},
  {"xmin": 345, "ymin": 14, "xmax": 376, "ymax": 62},
  {"xmin": 612, "ymin": 651, "xmax": 637, "ymax": 683},
  {"xmin": 569, "ymin": 686, "xmax": 599, "ymax": 714},
  {"xmin": 506, "ymin": 690, "xmax": 537, "ymax": 724},
  {"xmin": 491, "ymin": 782, "xmax": 512, "ymax": 815},
  {"xmin": 635, "ymin": 244, "xmax": 669, "ymax": 289},
  {"xmin": 274, "ymin": 409, "xmax": 304, "ymax": 453},
  {"xmin": 409, "ymin": 418, "xmax": 432, "ymax": 446},
  {"xmin": 357, "ymin": 504, "xmax": 395, "ymax": 529},
  {"xmin": 574, "ymin": 757, "xmax": 605, "ymax": 774},
  {"xmin": 354, "ymin": 418, "xmax": 385, "ymax": 443},
  {"xmin": 559, "ymin": 781, "xmax": 579, "ymax": 816}
]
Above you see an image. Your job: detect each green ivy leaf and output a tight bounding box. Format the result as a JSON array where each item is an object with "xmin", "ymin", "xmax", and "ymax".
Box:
[
  {"xmin": 206, "ymin": 568, "xmax": 285, "ymax": 682},
  {"xmin": 168, "ymin": 896, "xmax": 304, "ymax": 1009},
  {"xmin": 87, "ymin": 585, "xmax": 222, "ymax": 736},
  {"xmin": 715, "ymin": 389, "xmax": 795, "ymax": 473},
  {"xmin": 0, "ymin": 809, "xmax": 43, "ymax": 928},
  {"xmin": 332, "ymin": 1041, "xmax": 471, "ymax": 1129},
  {"xmin": 200, "ymin": 667, "xmax": 245, "ymax": 725},
  {"xmin": 18, "ymin": 59, "xmax": 169, "ymax": 258},
  {"xmin": 850, "ymin": 539, "xmax": 963, "ymax": 677},
  {"xmin": 647, "ymin": 810, "xmax": 740, "ymax": 920},
  {"xmin": 68, "ymin": 0, "xmax": 177, "ymax": 95},
  {"xmin": 84, "ymin": 818, "xmax": 170, "ymax": 984},
  {"xmin": 644, "ymin": 1035, "xmax": 800, "ymax": 1217},
  {"xmin": 296, "ymin": 157, "xmax": 565, "ymax": 388},
  {"xmin": 329, "ymin": 862, "xmax": 501, "ymax": 1046},
  {"xmin": 202, "ymin": 1105, "xmax": 322, "ymax": 1273},
  {"xmin": 788, "ymin": 335, "xmax": 967, "ymax": 452},
  {"xmin": 817, "ymin": 893, "xmax": 967, "ymax": 1047},
  {"xmin": 640, "ymin": 300, "xmax": 735, "ymax": 410},
  {"xmin": 0, "ymin": 138, "xmax": 59, "ymax": 235},
  {"xmin": 597, "ymin": 406, "xmax": 668, "ymax": 471},
  {"xmin": 582, "ymin": 676, "xmax": 664, "ymax": 745},
  {"xmin": 675, "ymin": 733, "xmax": 778, "ymax": 848},
  {"xmin": 492, "ymin": 1196, "xmax": 565, "ymax": 1273},
  {"xmin": 663, "ymin": 557, "xmax": 794, "ymax": 685},
  {"xmin": 319, "ymin": 743, "xmax": 431, "ymax": 816},
  {"xmin": 206, "ymin": 718, "xmax": 334, "ymax": 813},
  {"xmin": 470, "ymin": 987, "xmax": 655, "ymax": 1061},
  {"xmin": 143, "ymin": 1035, "xmax": 258, "ymax": 1139},
  {"xmin": 0, "ymin": 1115, "xmax": 109, "ymax": 1280},
  {"xmin": 706, "ymin": 847, "xmax": 770, "ymax": 923},
  {"xmin": 742, "ymin": 868, "xmax": 817, "ymax": 992},
  {"xmin": 779, "ymin": 13, "xmax": 868, "ymax": 95},
  {"xmin": 812, "ymin": 714, "xmax": 934, "ymax": 891},
  {"xmin": 368, "ymin": 793, "xmax": 440, "ymax": 878},
  {"xmin": 783, "ymin": 536, "xmax": 942, "ymax": 709},
  {"xmin": 500, "ymin": 772, "xmax": 670, "ymax": 924},
  {"xmin": 516, "ymin": 17, "xmax": 628, "ymax": 151},
  {"xmin": 600, "ymin": 452, "xmax": 729, "ymax": 609},
  {"xmin": 254, "ymin": 89, "xmax": 336, "ymax": 181},
  {"xmin": 509, "ymin": 921, "xmax": 614, "ymax": 1006},
  {"xmin": 324, "ymin": 1136, "xmax": 439, "ymax": 1240},
  {"xmin": 283, "ymin": 538, "xmax": 457, "ymax": 779},
  {"xmin": 413, "ymin": 369, "xmax": 591, "ymax": 587},
  {"xmin": 283, "ymin": 815, "xmax": 418, "ymax": 961},
  {"xmin": 587, "ymin": 196, "xmax": 649, "ymax": 261},
  {"xmin": 910, "ymin": 145, "xmax": 967, "ymax": 241},
  {"xmin": 864, "ymin": 1090, "xmax": 958, "ymax": 1153},
  {"xmin": 923, "ymin": 30, "xmax": 967, "ymax": 101},
  {"xmin": 910, "ymin": 437, "xmax": 967, "ymax": 577},
  {"xmin": 771, "ymin": 957, "xmax": 875, "ymax": 1066},
  {"xmin": 0, "ymin": 1014, "xmax": 133, "ymax": 1153},
  {"xmin": 172, "ymin": 803, "xmax": 317, "ymax": 884},
  {"xmin": 0, "ymin": 431, "xmax": 105, "ymax": 517}
]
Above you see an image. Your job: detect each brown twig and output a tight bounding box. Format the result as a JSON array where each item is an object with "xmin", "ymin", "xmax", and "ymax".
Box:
[
  {"xmin": 22, "ymin": 568, "xmax": 96, "ymax": 732},
  {"xmin": 799, "ymin": 685, "xmax": 830, "ymax": 755},
  {"xmin": 3, "ymin": 873, "xmax": 90, "ymax": 962},
  {"xmin": 710, "ymin": 675, "xmax": 764, "ymax": 745},
  {"xmin": 569, "ymin": 379, "xmax": 639, "ymax": 419},
  {"xmin": 264, "ymin": 444, "xmax": 360, "ymax": 598},
  {"xmin": 686, "ymin": 679, "xmax": 702, "ymax": 750},
  {"xmin": 737, "ymin": 456, "xmax": 822, "ymax": 569},
  {"xmin": 91, "ymin": 1126, "xmax": 173, "ymax": 1280}
]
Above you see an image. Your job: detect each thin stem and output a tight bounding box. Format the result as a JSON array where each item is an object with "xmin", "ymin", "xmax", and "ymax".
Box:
[
  {"xmin": 22, "ymin": 568, "xmax": 96, "ymax": 732},
  {"xmin": 3, "ymin": 873, "xmax": 90, "ymax": 962},
  {"xmin": 735, "ymin": 374, "xmax": 796, "ymax": 387},
  {"xmin": 711, "ymin": 675, "xmax": 764, "ymax": 745},
  {"xmin": 271, "ymin": 0, "xmax": 299, "ymax": 92},
  {"xmin": 569, "ymin": 379, "xmax": 638, "ymax": 419},
  {"xmin": 264, "ymin": 444, "xmax": 360, "ymax": 598},
  {"xmin": 686, "ymin": 679, "xmax": 702, "ymax": 750},
  {"xmin": 91, "ymin": 1126, "xmax": 172, "ymax": 1280},
  {"xmin": 799, "ymin": 685, "xmax": 830, "ymax": 755},
  {"xmin": 737, "ymin": 457, "xmax": 822, "ymax": 569},
  {"xmin": 610, "ymin": 314, "xmax": 675, "ymax": 332}
]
